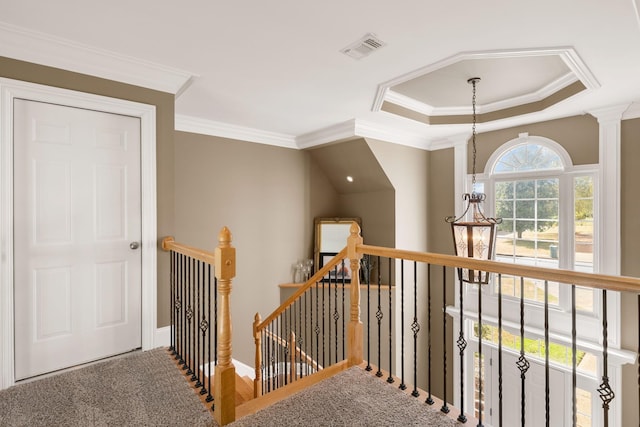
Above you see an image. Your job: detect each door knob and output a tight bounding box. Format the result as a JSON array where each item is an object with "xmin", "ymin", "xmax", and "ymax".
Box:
[{"xmin": 130, "ymin": 241, "xmax": 140, "ymax": 250}]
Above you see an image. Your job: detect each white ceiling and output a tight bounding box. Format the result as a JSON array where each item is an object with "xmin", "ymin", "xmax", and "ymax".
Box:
[{"xmin": 2, "ymin": 0, "xmax": 640, "ymax": 149}]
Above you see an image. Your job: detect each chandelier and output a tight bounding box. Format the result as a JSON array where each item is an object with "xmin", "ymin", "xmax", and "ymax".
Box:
[{"xmin": 445, "ymin": 77, "xmax": 502, "ymax": 284}]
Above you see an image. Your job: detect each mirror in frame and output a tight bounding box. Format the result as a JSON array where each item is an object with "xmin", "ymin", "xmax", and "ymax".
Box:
[{"xmin": 314, "ymin": 217, "xmax": 361, "ymax": 273}]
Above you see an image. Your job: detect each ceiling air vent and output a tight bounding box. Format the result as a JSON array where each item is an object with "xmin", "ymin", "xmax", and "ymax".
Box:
[{"xmin": 340, "ymin": 33, "xmax": 386, "ymax": 60}]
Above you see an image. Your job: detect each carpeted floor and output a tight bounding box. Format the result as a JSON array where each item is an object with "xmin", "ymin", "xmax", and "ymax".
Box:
[
  {"xmin": 0, "ymin": 348, "xmax": 214, "ymax": 427},
  {"xmin": 230, "ymin": 367, "xmax": 461, "ymax": 427},
  {"xmin": 0, "ymin": 350, "xmax": 461, "ymax": 427}
]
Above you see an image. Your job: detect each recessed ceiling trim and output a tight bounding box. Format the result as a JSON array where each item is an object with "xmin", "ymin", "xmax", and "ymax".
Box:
[
  {"xmin": 371, "ymin": 47, "xmax": 599, "ymax": 113},
  {"xmin": 175, "ymin": 114, "xmax": 297, "ymax": 148},
  {"xmin": 0, "ymin": 22, "xmax": 197, "ymax": 95}
]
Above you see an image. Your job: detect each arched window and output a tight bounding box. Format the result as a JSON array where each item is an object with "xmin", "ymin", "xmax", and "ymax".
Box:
[{"xmin": 479, "ymin": 135, "xmax": 597, "ymax": 311}]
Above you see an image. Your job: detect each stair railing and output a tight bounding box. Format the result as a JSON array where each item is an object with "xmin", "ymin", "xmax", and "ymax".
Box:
[
  {"xmin": 253, "ymin": 222, "xmax": 640, "ymax": 426},
  {"xmin": 162, "ymin": 227, "xmax": 236, "ymax": 426}
]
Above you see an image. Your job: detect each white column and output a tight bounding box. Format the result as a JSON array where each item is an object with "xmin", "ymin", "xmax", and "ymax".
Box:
[{"xmin": 452, "ymin": 135, "xmax": 470, "ymax": 217}]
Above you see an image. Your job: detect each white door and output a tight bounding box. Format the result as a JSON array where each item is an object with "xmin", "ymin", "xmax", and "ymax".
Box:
[{"xmin": 13, "ymin": 99, "xmax": 142, "ymax": 380}]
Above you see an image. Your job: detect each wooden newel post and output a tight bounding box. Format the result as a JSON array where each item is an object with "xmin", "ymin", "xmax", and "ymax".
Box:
[
  {"xmin": 214, "ymin": 226, "xmax": 236, "ymax": 426},
  {"xmin": 347, "ymin": 222, "xmax": 363, "ymax": 366},
  {"xmin": 253, "ymin": 313, "xmax": 263, "ymax": 398}
]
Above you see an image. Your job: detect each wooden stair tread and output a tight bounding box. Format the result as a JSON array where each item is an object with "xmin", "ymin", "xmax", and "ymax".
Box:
[{"xmin": 235, "ymin": 373, "xmax": 255, "ymax": 405}]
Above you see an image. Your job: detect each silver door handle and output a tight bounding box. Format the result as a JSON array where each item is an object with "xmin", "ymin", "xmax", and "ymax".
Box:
[{"xmin": 130, "ymin": 241, "xmax": 140, "ymax": 250}]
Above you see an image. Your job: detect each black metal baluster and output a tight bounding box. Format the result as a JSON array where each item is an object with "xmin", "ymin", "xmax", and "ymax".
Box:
[
  {"xmin": 441, "ymin": 265, "xmax": 450, "ymax": 414},
  {"xmin": 206, "ymin": 264, "xmax": 213, "ymax": 404},
  {"xmin": 305, "ymin": 281, "xmax": 318, "ymax": 373},
  {"xmin": 388, "ymin": 258, "xmax": 394, "ymax": 384},
  {"xmin": 517, "ymin": 277, "xmax": 530, "ymax": 427},
  {"xmin": 400, "ymin": 260, "xmax": 406, "ymax": 390},
  {"xmin": 323, "ymin": 273, "xmax": 327, "ymax": 369},
  {"xmin": 411, "ymin": 261, "xmax": 420, "ymax": 396},
  {"xmin": 426, "ymin": 263, "xmax": 434, "ymax": 405},
  {"xmin": 571, "ymin": 284, "xmax": 576, "ymax": 427},
  {"xmin": 185, "ymin": 257, "xmax": 192, "ymax": 374},
  {"xmin": 637, "ymin": 294, "xmax": 639, "ymax": 427},
  {"xmin": 189, "ymin": 258, "xmax": 196, "ymax": 379},
  {"xmin": 315, "ymin": 281, "xmax": 320, "ymax": 372},
  {"xmin": 195, "ymin": 260, "xmax": 200, "ymax": 385},
  {"xmin": 598, "ymin": 290, "xmax": 614, "ymax": 427},
  {"xmin": 282, "ymin": 311, "xmax": 287, "ymax": 386},
  {"xmin": 376, "ymin": 256, "xmax": 383, "ymax": 378},
  {"xmin": 498, "ymin": 274, "xmax": 503, "ymax": 427},
  {"xmin": 366, "ymin": 261, "xmax": 372, "ymax": 371},
  {"xmin": 199, "ymin": 261, "xmax": 207, "ymax": 395},
  {"xmin": 342, "ymin": 267, "xmax": 345, "ymax": 361},
  {"xmin": 334, "ymin": 263, "xmax": 340, "ymax": 365},
  {"xmin": 327, "ymin": 269, "xmax": 332, "ymax": 366},
  {"xmin": 544, "ymin": 280, "xmax": 549, "ymax": 427},
  {"xmin": 180, "ymin": 253, "xmax": 186, "ymax": 365},
  {"xmin": 214, "ymin": 275, "xmax": 218, "ymax": 369},
  {"xmin": 304, "ymin": 288, "xmax": 308, "ymax": 377},
  {"xmin": 456, "ymin": 269, "xmax": 467, "ymax": 423},
  {"xmin": 170, "ymin": 251, "xmax": 175, "ymax": 353},
  {"xmin": 477, "ymin": 272, "xmax": 484, "ymax": 427}
]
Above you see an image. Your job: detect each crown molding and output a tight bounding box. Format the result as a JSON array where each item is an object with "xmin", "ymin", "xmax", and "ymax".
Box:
[
  {"xmin": 0, "ymin": 21, "xmax": 196, "ymax": 95},
  {"xmin": 428, "ymin": 133, "xmax": 470, "ymax": 151},
  {"xmin": 622, "ymin": 102, "xmax": 640, "ymax": 120},
  {"xmin": 175, "ymin": 114, "xmax": 297, "ymax": 148},
  {"xmin": 372, "ymin": 46, "xmax": 599, "ymax": 114},
  {"xmin": 588, "ymin": 103, "xmax": 631, "ymax": 123},
  {"xmin": 354, "ymin": 120, "xmax": 429, "ymax": 150},
  {"xmin": 295, "ymin": 120, "xmax": 358, "ymax": 149}
]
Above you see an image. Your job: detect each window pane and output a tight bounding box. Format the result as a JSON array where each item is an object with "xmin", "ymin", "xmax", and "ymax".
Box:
[
  {"xmin": 576, "ymin": 388, "xmax": 592, "ymax": 427},
  {"xmin": 537, "ymin": 200, "xmax": 559, "ymax": 221},
  {"xmin": 516, "ymin": 200, "xmax": 535, "ymax": 218},
  {"xmin": 495, "ymin": 181, "xmax": 514, "ymax": 198},
  {"xmin": 575, "ymin": 176, "xmax": 594, "ymax": 274},
  {"xmin": 537, "ymin": 179, "xmax": 559, "ymax": 198},
  {"xmin": 496, "ymin": 200, "xmax": 513, "ymax": 218},
  {"xmin": 575, "ymin": 286, "xmax": 594, "ymax": 312},
  {"xmin": 515, "ymin": 180, "xmax": 535, "ymax": 199}
]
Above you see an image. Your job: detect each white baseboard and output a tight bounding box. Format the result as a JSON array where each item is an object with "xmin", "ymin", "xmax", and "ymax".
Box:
[{"xmin": 154, "ymin": 326, "xmax": 170, "ymax": 348}]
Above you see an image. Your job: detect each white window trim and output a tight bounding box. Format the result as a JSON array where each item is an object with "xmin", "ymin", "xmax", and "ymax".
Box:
[
  {"xmin": 0, "ymin": 78, "xmax": 158, "ymax": 389},
  {"xmin": 451, "ymin": 131, "xmax": 627, "ymax": 426}
]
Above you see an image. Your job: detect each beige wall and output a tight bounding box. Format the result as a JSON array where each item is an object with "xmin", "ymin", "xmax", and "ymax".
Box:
[
  {"xmin": 620, "ymin": 117, "xmax": 640, "ymax": 426},
  {"xmin": 472, "ymin": 115, "xmax": 599, "ymax": 173},
  {"xmin": 0, "ymin": 56, "xmax": 176, "ymax": 328},
  {"xmin": 426, "ymin": 147, "xmax": 456, "ymax": 401},
  {"xmin": 174, "ymin": 131, "xmax": 312, "ymax": 365}
]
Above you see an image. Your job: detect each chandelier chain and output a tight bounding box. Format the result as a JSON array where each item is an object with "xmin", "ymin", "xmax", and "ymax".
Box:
[{"xmin": 471, "ymin": 78, "xmax": 478, "ymax": 189}]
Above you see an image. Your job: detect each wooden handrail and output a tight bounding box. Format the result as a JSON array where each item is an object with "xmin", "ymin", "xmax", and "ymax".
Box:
[
  {"xmin": 358, "ymin": 244, "xmax": 640, "ymax": 293},
  {"xmin": 255, "ymin": 247, "xmax": 349, "ymax": 331},
  {"xmin": 161, "ymin": 236, "xmax": 216, "ymax": 265}
]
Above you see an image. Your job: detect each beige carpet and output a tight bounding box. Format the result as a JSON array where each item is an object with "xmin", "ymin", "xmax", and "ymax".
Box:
[
  {"xmin": 230, "ymin": 367, "xmax": 461, "ymax": 427},
  {"xmin": 0, "ymin": 348, "xmax": 214, "ymax": 426}
]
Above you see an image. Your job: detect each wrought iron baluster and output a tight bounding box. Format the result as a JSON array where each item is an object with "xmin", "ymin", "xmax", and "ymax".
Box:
[
  {"xmin": 598, "ymin": 290, "xmax": 614, "ymax": 427},
  {"xmin": 400, "ymin": 260, "xmax": 406, "ymax": 390},
  {"xmin": 206, "ymin": 264, "xmax": 213, "ymax": 403},
  {"xmin": 387, "ymin": 257, "xmax": 394, "ymax": 384},
  {"xmin": 456, "ymin": 269, "xmax": 467, "ymax": 423},
  {"xmin": 544, "ymin": 280, "xmax": 549, "ymax": 427},
  {"xmin": 637, "ymin": 294, "xmax": 639, "ymax": 427},
  {"xmin": 477, "ymin": 272, "xmax": 483, "ymax": 427},
  {"xmin": 498, "ymin": 274, "xmax": 503, "ymax": 426},
  {"xmin": 334, "ymin": 262, "xmax": 340, "ymax": 366},
  {"xmin": 342, "ymin": 268, "xmax": 345, "ymax": 361},
  {"xmin": 315, "ymin": 281, "xmax": 320, "ymax": 373},
  {"xmin": 376, "ymin": 256, "xmax": 383, "ymax": 378},
  {"xmin": 441, "ymin": 265, "xmax": 449, "ymax": 414},
  {"xmin": 185, "ymin": 257, "xmax": 192, "ymax": 374},
  {"xmin": 180, "ymin": 253, "xmax": 186, "ymax": 365},
  {"xmin": 411, "ymin": 261, "xmax": 419, "ymax": 396},
  {"xmin": 199, "ymin": 261, "xmax": 208, "ymax": 395},
  {"xmin": 571, "ymin": 284, "xmax": 576, "ymax": 427},
  {"xmin": 190, "ymin": 258, "xmax": 196, "ymax": 380},
  {"xmin": 517, "ymin": 277, "xmax": 530, "ymax": 427},
  {"xmin": 170, "ymin": 251, "xmax": 175, "ymax": 353},
  {"xmin": 426, "ymin": 263, "xmax": 434, "ymax": 405},
  {"xmin": 323, "ymin": 273, "xmax": 327, "ymax": 369},
  {"xmin": 366, "ymin": 262, "xmax": 372, "ymax": 372},
  {"xmin": 327, "ymin": 269, "xmax": 331, "ymax": 366},
  {"xmin": 194, "ymin": 260, "xmax": 201, "ymax": 387},
  {"xmin": 304, "ymin": 288, "xmax": 308, "ymax": 377}
]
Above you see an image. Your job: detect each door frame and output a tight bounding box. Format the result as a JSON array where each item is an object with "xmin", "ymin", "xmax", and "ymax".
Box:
[{"xmin": 0, "ymin": 77, "xmax": 158, "ymax": 389}]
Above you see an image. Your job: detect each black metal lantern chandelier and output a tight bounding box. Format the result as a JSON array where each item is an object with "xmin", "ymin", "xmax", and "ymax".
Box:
[{"xmin": 445, "ymin": 77, "xmax": 502, "ymax": 284}]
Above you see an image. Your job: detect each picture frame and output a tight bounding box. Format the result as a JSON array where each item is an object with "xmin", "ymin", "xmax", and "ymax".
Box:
[{"xmin": 319, "ymin": 252, "xmax": 351, "ymax": 283}]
